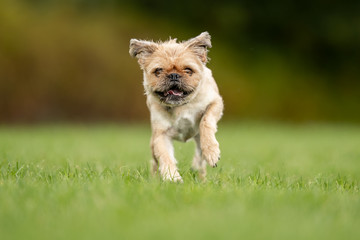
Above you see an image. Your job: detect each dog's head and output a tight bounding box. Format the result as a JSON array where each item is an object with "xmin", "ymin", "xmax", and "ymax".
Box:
[{"xmin": 129, "ymin": 32, "xmax": 211, "ymax": 106}]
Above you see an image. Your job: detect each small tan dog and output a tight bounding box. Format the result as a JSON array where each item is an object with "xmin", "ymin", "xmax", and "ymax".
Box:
[{"xmin": 129, "ymin": 32, "xmax": 223, "ymax": 182}]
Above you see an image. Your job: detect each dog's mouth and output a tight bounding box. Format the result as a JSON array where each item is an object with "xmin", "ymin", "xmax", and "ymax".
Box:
[{"xmin": 155, "ymin": 86, "xmax": 192, "ymax": 99}]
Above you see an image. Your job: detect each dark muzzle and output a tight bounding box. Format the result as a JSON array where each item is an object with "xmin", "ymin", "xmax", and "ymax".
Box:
[{"xmin": 168, "ymin": 73, "xmax": 181, "ymax": 82}]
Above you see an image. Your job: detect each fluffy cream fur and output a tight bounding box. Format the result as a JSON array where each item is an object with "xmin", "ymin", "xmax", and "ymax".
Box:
[{"xmin": 130, "ymin": 32, "xmax": 223, "ymax": 182}]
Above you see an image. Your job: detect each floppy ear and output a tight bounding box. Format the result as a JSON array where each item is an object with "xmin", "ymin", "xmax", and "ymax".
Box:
[
  {"xmin": 129, "ymin": 39, "xmax": 158, "ymax": 65},
  {"xmin": 184, "ymin": 32, "xmax": 212, "ymax": 64}
]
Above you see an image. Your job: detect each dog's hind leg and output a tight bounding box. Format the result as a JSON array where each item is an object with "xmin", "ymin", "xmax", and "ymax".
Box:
[
  {"xmin": 192, "ymin": 134, "xmax": 207, "ymax": 180},
  {"xmin": 150, "ymin": 158, "xmax": 158, "ymax": 175}
]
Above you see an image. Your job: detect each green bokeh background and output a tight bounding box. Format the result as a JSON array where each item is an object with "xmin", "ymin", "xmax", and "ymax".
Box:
[
  {"xmin": 1, "ymin": 0, "xmax": 359, "ymax": 123},
  {"xmin": 1, "ymin": 3, "xmax": 360, "ymax": 239},
  {"xmin": 1, "ymin": 123, "xmax": 360, "ymax": 240}
]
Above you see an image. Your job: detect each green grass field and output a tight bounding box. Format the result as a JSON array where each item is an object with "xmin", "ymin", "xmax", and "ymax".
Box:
[{"xmin": 0, "ymin": 123, "xmax": 359, "ymax": 240}]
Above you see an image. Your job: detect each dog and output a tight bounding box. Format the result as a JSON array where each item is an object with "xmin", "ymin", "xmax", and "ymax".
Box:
[{"xmin": 129, "ymin": 32, "xmax": 223, "ymax": 182}]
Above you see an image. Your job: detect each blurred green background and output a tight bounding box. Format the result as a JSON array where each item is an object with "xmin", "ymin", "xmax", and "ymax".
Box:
[{"xmin": 1, "ymin": 0, "xmax": 359, "ymax": 123}]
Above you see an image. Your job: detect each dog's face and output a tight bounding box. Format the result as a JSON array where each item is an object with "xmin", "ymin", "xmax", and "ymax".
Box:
[{"xmin": 129, "ymin": 32, "xmax": 211, "ymax": 106}]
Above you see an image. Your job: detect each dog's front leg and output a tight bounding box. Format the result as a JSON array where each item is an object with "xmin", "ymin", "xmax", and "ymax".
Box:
[
  {"xmin": 151, "ymin": 129, "xmax": 182, "ymax": 182},
  {"xmin": 199, "ymin": 99, "xmax": 224, "ymax": 167}
]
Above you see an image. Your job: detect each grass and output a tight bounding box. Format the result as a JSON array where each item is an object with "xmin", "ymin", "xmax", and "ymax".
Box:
[{"xmin": 0, "ymin": 122, "xmax": 359, "ymax": 240}]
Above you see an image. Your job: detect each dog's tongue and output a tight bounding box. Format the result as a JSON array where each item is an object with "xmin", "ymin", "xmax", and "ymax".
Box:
[{"xmin": 167, "ymin": 89, "xmax": 183, "ymax": 96}]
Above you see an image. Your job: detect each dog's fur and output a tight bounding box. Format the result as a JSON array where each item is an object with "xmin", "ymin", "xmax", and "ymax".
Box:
[{"xmin": 129, "ymin": 32, "xmax": 223, "ymax": 182}]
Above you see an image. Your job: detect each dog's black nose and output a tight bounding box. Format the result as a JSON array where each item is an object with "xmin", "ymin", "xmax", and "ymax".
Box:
[{"xmin": 168, "ymin": 73, "xmax": 181, "ymax": 81}]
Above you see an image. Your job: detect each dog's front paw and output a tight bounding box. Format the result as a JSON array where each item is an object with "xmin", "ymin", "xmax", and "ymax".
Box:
[
  {"xmin": 160, "ymin": 166, "xmax": 183, "ymax": 183},
  {"xmin": 202, "ymin": 139, "xmax": 220, "ymax": 168}
]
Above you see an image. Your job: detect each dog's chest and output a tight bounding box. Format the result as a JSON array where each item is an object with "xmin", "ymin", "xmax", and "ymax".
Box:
[{"xmin": 169, "ymin": 109, "xmax": 202, "ymax": 142}]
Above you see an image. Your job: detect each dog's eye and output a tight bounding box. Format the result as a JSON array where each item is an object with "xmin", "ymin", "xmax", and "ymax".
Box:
[
  {"xmin": 184, "ymin": 68, "xmax": 193, "ymax": 75},
  {"xmin": 154, "ymin": 68, "xmax": 163, "ymax": 77}
]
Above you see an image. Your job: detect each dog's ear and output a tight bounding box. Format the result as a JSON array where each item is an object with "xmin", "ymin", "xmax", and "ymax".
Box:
[
  {"xmin": 129, "ymin": 39, "xmax": 158, "ymax": 66},
  {"xmin": 184, "ymin": 32, "xmax": 212, "ymax": 64}
]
